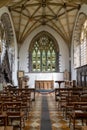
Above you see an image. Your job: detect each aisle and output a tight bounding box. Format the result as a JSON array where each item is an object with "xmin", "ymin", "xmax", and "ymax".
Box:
[
  {"xmin": 40, "ymin": 95, "xmax": 52, "ymax": 130},
  {"xmin": 24, "ymin": 93, "xmax": 70, "ymax": 130}
]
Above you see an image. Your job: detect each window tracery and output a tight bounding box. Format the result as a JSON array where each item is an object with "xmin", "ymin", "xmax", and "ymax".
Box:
[
  {"xmin": 74, "ymin": 14, "xmax": 87, "ymax": 68},
  {"xmin": 80, "ymin": 20, "xmax": 87, "ymax": 66},
  {"xmin": 29, "ymin": 31, "xmax": 59, "ymax": 72}
]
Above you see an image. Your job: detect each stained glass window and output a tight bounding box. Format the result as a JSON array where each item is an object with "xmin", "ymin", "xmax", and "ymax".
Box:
[{"xmin": 29, "ymin": 32, "xmax": 59, "ymax": 72}]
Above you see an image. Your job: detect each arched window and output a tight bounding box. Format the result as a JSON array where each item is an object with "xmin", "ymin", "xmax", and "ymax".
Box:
[
  {"xmin": 74, "ymin": 14, "xmax": 87, "ymax": 68},
  {"xmin": 80, "ymin": 20, "xmax": 87, "ymax": 66},
  {"xmin": 29, "ymin": 31, "xmax": 59, "ymax": 72}
]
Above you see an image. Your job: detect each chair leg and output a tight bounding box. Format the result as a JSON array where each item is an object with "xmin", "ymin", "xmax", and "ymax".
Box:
[
  {"xmin": 69, "ymin": 115, "xmax": 71, "ymax": 128},
  {"xmin": 86, "ymin": 119, "xmax": 87, "ymax": 125},
  {"xmin": 73, "ymin": 118, "xmax": 75, "ymax": 130},
  {"xmin": 62, "ymin": 107, "xmax": 65, "ymax": 117},
  {"xmin": 82, "ymin": 119, "xmax": 84, "ymax": 126},
  {"xmin": 65, "ymin": 107, "xmax": 67, "ymax": 120}
]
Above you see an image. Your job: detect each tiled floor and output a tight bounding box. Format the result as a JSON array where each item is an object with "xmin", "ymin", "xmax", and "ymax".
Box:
[
  {"xmin": 24, "ymin": 93, "xmax": 71, "ymax": 130},
  {"xmin": 24, "ymin": 93, "xmax": 42, "ymax": 130},
  {"xmin": 19, "ymin": 92, "xmax": 87, "ymax": 130},
  {"xmin": 0, "ymin": 92, "xmax": 83, "ymax": 130}
]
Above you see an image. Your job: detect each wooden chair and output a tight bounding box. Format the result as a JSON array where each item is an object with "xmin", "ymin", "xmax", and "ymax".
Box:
[
  {"xmin": 1, "ymin": 96, "xmax": 12, "ymax": 102},
  {"xmin": 56, "ymin": 89, "xmax": 68, "ymax": 110},
  {"xmin": 80, "ymin": 95, "xmax": 87, "ymax": 102},
  {"xmin": 63, "ymin": 95, "xmax": 80, "ymax": 119},
  {"xmin": 7, "ymin": 111, "xmax": 25, "ymax": 130},
  {"xmin": 3, "ymin": 102, "xmax": 21, "ymax": 112},
  {"xmin": 21, "ymin": 96, "xmax": 31, "ymax": 119},
  {"xmin": 0, "ymin": 111, "xmax": 7, "ymax": 126},
  {"xmin": 69, "ymin": 102, "xmax": 87, "ymax": 130}
]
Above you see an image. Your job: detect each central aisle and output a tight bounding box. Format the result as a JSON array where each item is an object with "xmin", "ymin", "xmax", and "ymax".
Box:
[
  {"xmin": 24, "ymin": 93, "xmax": 70, "ymax": 130},
  {"xmin": 40, "ymin": 95, "xmax": 52, "ymax": 130}
]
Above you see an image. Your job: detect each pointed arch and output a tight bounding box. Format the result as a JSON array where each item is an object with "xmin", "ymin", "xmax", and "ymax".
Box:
[{"xmin": 28, "ymin": 31, "xmax": 60, "ymax": 72}]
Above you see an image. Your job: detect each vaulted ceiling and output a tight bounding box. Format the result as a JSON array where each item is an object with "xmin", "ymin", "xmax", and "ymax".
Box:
[{"xmin": 0, "ymin": 0, "xmax": 87, "ymax": 47}]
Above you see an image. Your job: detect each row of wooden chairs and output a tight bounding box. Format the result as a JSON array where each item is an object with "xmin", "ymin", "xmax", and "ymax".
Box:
[
  {"xmin": 0, "ymin": 87, "xmax": 33, "ymax": 130},
  {"xmin": 56, "ymin": 87, "xmax": 83, "ymax": 110},
  {"xmin": 64, "ymin": 80, "xmax": 76, "ymax": 88},
  {"xmin": 56, "ymin": 87, "xmax": 87, "ymax": 130},
  {"xmin": 69, "ymin": 101, "xmax": 87, "ymax": 130},
  {"xmin": 0, "ymin": 111, "xmax": 25, "ymax": 130}
]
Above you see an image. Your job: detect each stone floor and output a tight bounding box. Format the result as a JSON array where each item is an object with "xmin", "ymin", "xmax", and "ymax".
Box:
[
  {"xmin": 13, "ymin": 92, "xmax": 83, "ymax": 130},
  {"xmin": 24, "ymin": 93, "xmax": 71, "ymax": 130}
]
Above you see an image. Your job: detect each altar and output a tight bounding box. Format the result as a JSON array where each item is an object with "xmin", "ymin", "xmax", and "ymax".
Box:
[{"xmin": 35, "ymin": 80, "xmax": 54, "ymax": 90}]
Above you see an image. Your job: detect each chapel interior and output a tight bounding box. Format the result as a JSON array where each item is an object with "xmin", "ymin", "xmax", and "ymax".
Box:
[{"xmin": 0, "ymin": 0, "xmax": 87, "ymax": 130}]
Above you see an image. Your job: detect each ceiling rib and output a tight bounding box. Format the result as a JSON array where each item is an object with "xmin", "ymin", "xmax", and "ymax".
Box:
[
  {"xmin": 6, "ymin": 0, "xmax": 85, "ymax": 46},
  {"xmin": 64, "ymin": 4, "xmax": 71, "ymax": 41}
]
